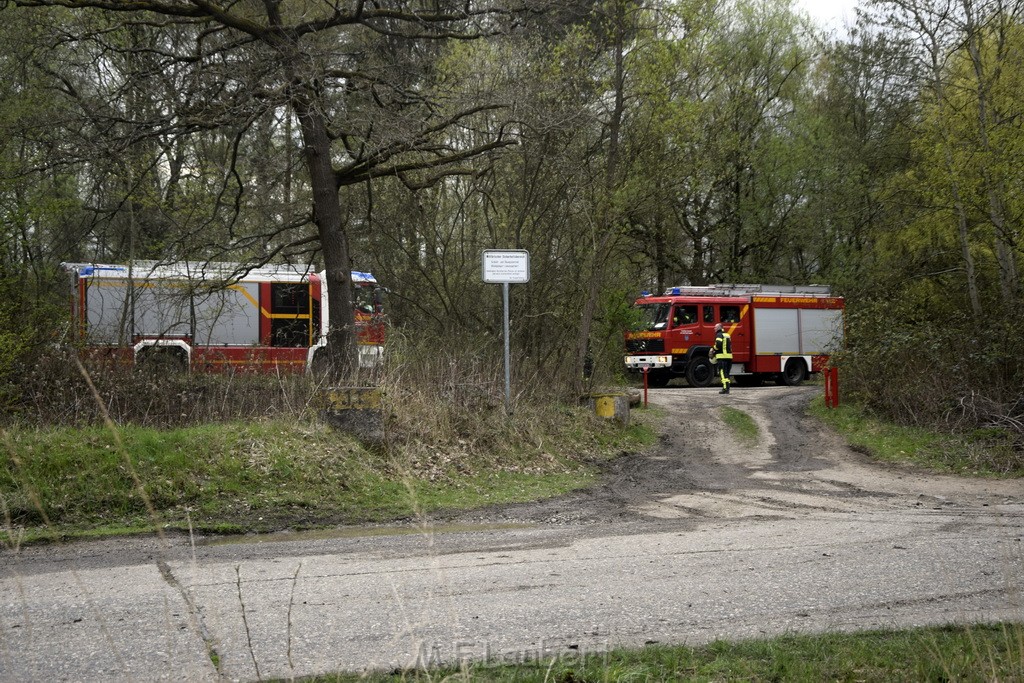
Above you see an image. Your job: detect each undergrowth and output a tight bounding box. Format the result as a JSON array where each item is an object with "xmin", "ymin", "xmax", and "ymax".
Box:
[
  {"xmin": 836, "ymin": 298, "xmax": 1024, "ymax": 463},
  {"xmin": 7, "ymin": 347, "xmax": 328, "ymax": 428},
  {"xmin": 810, "ymin": 397, "xmax": 1024, "ymax": 477},
  {"xmin": 0, "ymin": 336, "xmax": 656, "ymax": 542}
]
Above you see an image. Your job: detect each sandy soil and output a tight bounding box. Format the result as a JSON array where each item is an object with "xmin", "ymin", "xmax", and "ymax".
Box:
[{"xmin": 446, "ymin": 384, "xmax": 1022, "ymax": 530}]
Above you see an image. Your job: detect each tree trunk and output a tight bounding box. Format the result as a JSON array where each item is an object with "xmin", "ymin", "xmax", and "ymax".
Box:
[
  {"xmin": 292, "ymin": 89, "xmax": 357, "ymax": 377},
  {"xmin": 947, "ymin": 151, "xmax": 984, "ymax": 319},
  {"xmin": 574, "ymin": 0, "xmax": 627, "ymax": 395},
  {"xmin": 963, "ymin": 0, "xmax": 1019, "ymax": 309},
  {"xmin": 909, "ymin": 0, "xmax": 983, "ymax": 319},
  {"xmin": 933, "ymin": 86, "xmax": 983, "ymax": 319}
]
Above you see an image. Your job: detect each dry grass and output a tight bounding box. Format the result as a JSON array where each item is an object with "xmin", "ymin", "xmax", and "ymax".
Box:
[
  {"xmin": 6, "ymin": 347, "xmax": 324, "ymax": 428},
  {"xmin": 0, "ymin": 336, "xmax": 654, "ymax": 540}
]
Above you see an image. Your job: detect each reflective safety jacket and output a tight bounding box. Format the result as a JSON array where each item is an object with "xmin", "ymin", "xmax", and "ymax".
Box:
[{"xmin": 714, "ymin": 330, "xmax": 733, "ymax": 359}]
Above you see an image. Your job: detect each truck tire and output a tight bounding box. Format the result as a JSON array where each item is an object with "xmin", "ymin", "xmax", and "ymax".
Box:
[
  {"xmin": 686, "ymin": 356, "xmax": 715, "ymax": 388},
  {"xmin": 136, "ymin": 347, "xmax": 187, "ymax": 375},
  {"xmin": 645, "ymin": 369, "xmax": 671, "ymax": 388},
  {"xmin": 310, "ymin": 348, "xmax": 331, "ymax": 377},
  {"xmin": 778, "ymin": 358, "xmax": 806, "ymax": 386}
]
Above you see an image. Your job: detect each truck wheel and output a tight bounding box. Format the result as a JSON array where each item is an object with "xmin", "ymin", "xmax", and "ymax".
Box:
[
  {"xmin": 645, "ymin": 370, "xmax": 671, "ymax": 388},
  {"xmin": 310, "ymin": 349, "xmax": 331, "ymax": 378},
  {"xmin": 779, "ymin": 358, "xmax": 806, "ymax": 386},
  {"xmin": 136, "ymin": 348, "xmax": 187, "ymax": 375},
  {"xmin": 686, "ymin": 357, "xmax": 715, "ymax": 388}
]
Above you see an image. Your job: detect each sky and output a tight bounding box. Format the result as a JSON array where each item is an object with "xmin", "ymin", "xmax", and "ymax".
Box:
[{"xmin": 796, "ymin": 0, "xmax": 860, "ymax": 30}]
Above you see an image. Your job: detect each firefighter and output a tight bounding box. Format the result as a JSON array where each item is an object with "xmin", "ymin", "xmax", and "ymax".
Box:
[{"xmin": 713, "ymin": 323, "xmax": 732, "ymax": 394}]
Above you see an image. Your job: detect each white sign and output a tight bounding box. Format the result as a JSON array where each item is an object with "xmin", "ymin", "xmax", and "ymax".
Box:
[{"xmin": 482, "ymin": 249, "xmax": 530, "ymax": 284}]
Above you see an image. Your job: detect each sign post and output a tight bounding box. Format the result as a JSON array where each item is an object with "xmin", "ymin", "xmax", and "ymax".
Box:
[
  {"xmin": 482, "ymin": 250, "xmax": 530, "ymax": 411},
  {"xmin": 824, "ymin": 366, "xmax": 840, "ymax": 408}
]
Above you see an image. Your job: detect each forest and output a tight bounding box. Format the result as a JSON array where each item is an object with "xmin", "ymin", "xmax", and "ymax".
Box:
[{"xmin": 0, "ymin": 0, "xmax": 1021, "ymax": 453}]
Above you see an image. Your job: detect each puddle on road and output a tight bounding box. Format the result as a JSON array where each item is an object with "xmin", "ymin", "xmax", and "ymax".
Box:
[{"xmin": 200, "ymin": 522, "xmax": 535, "ymax": 546}]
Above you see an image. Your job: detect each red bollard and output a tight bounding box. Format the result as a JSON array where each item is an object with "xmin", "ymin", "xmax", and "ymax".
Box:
[
  {"xmin": 642, "ymin": 366, "xmax": 649, "ymax": 407},
  {"xmin": 824, "ymin": 367, "xmax": 840, "ymax": 408}
]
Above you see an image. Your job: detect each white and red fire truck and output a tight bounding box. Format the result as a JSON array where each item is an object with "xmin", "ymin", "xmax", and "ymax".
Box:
[
  {"xmin": 63, "ymin": 261, "xmax": 385, "ymax": 373},
  {"xmin": 624, "ymin": 284, "xmax": 844, "ymax": 388}
]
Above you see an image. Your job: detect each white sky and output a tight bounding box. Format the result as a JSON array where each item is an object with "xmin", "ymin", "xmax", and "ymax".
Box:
[{"xmin": 796, "ymin": 0, "xmax": 860, "ymax": 30}]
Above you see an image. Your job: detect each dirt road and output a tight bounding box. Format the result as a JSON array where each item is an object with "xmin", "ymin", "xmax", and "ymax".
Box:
[
  {"xmin": 444, "ymin": 385, "xmax": 1022, "ymax": 531},
  {"xmin": 1, "ymin": 386, "xmax": 1022, "ymax": 681}
]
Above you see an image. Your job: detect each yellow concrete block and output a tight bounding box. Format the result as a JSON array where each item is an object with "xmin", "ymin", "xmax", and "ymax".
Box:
[{"xmin": 590, "ymin": 393, "xmax": 630, "ymax": 425}]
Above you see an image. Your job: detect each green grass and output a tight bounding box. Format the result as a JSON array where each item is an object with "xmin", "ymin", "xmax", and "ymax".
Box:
[
  {"xmin": 0, "ymin": 405, "xmax": 658, "ymax": 544},
  {"xmin": 719, "ymin": 406, "xmax": 759, "ymax": 445},
  {"xmin": 294, "ymin": 622, "xmax": 1024, "ymax": 682},
  {"xmin": 809, "ymin": 398, "xmax": 1024, "ymax": 476}
]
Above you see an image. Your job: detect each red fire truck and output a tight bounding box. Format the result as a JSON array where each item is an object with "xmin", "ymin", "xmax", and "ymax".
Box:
[
  {"xmin": 624, "ymin": 284, "xmax": 844, "ymax": 388},
  {"xmin": 63, "ymin": 261, "xmax": 384, "ymax": 373}
]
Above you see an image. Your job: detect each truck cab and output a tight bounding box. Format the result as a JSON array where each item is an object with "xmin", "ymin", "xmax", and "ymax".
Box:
[{"xmin": 626, "ymin": 295, "xmax": 749, "ymax": 387}]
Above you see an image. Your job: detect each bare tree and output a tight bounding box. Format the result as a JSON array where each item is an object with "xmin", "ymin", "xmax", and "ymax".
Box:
[{"xmin": 8, "ymin": 0, "xmax": 551, "ymax": 375}]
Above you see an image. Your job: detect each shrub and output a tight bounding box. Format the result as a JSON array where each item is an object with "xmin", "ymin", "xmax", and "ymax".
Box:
[{"xmin": 836, "ymin": 295, "xmax": 1023, "ymax": 459}]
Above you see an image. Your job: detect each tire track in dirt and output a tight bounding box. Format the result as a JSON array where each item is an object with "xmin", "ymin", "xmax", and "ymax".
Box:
[{"xmin": 462, "ymin": 385, "xmax": 1023, "ymax": 529}]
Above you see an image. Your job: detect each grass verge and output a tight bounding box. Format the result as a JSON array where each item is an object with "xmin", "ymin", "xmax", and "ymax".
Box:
[
  {"xmin": 297, "ymin": 622, "xmax": 1024, "ymax": 682},
  {"xmin": 719, "ymin": 406, "xmax": 758, "ymax": 446},
  {"xmin": 809, "ymin": 397, "xmax": 1024, "ymax": 476},
  {"xmin": 0, "ymin": 405, "xmax": 658, "ymax": 544}
]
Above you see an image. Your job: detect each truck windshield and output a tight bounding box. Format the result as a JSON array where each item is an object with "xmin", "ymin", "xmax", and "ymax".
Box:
[
  {"xmin": 633, "ymin": 303, "xmax": 671, "ymax": 331},
  {"xmin": 354, "ymin": 283, "xmax": 378, "ymax": 315}
]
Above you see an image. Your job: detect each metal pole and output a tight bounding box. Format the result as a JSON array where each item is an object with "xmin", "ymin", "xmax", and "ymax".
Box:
[{"xmin": 503, "ymin": 281, "xmax": 511, "ymax": 411}]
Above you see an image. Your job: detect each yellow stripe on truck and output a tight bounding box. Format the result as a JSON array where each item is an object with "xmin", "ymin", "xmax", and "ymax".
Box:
[{"xmin": 727, "ymin": 305, "xmax": 749, "ymax": 336}]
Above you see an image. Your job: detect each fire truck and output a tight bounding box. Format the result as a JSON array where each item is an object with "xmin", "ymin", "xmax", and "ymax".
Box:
[
  {"xmin": 63, "ymin": 261, "xmax": 385, "ymax": 373},
  {"xmin": 624, "ymin": 284, "xmax": 844, "ymax": 388}
]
